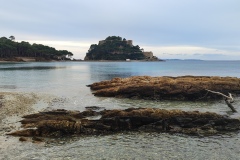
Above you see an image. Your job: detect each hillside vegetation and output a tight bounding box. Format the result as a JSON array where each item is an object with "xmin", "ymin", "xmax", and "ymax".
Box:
[
  {"xmin": 84, "ymin": 36, "xmax": 149, "ymax": 60},
  {"xmin": 0, "ymin": 36, "xmax": 73, "ymax": 61}
]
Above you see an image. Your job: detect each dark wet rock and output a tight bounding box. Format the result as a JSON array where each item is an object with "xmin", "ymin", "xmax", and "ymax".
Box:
[
  {"xmin": 88, "ymin": 76, "xmax": 240, "ymax": 100},
  {"xmin": 85, "ymin": 106, "xmax": 105, "ymax": 111},
  {"xmin": 19, "ymin": 137, "xmax": 27, "ymax": 141},
  {"xmin": 7, "ymin": 108, "xmax": 240, "ymax": 140},
  {"xmin": 32, "ymin": 137, "xmax": 44, "ymax": 142}
]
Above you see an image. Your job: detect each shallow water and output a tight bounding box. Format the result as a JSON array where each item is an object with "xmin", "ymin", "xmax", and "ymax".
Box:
[
  {"xmin": 0, "ymin": 60, "xmax": 240, "ymax": 159},
  {"xmin": 1, "ymin": 132, "xmax": 240, "ymax": 160}
]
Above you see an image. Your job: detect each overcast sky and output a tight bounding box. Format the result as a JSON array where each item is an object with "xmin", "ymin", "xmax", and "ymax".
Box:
[{"xmin": 1, "ymin": 0, "xmax": 240, "ymax": 60}]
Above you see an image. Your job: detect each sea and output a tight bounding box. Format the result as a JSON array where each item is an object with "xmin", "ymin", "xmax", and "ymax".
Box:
[{"xmin": 0, "ymin": 60, "xmax": 240, "ymax": 160}]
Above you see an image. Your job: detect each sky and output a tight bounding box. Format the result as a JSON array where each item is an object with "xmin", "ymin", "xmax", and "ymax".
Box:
[{"xmin": 1, "ymin": 0, "xmax": 240, "ymax": 60}]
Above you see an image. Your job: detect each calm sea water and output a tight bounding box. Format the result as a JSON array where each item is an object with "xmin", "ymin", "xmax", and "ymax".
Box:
[{"xmin": 0, "ymin": 60, "xmax": 240, "ymax": 159}]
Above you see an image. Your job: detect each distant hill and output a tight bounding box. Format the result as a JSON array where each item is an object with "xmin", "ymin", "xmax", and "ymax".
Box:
[
  {"xmin": 0, "ymin": 36, "xmax": 73, "ymax": 61},
  {"xmin": 164, "ymin": 59, "xmax": 203, "ymax": 61},
  {"xmin": 84, "ymin": 36, "xmax": 158, "ymax": 61}
]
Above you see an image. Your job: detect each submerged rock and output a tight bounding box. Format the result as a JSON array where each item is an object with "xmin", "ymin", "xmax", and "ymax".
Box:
[
  {"xmin": 8, "ymin": 108, "xmax": 240, "ymax": 140},
  {"xmin": 87, "ymin": 76, "xmax": 240, "ymax": 100}
]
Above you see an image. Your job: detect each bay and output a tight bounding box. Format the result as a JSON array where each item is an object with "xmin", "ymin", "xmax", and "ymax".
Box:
[{"xmin": 0, "ymin": 60, "xmax": 240, "ymax": 160}]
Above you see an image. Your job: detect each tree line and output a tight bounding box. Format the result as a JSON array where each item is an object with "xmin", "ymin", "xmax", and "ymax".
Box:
[{"xmin": 0, "ymin": 36, "xmax": 73, "ymax": 60}]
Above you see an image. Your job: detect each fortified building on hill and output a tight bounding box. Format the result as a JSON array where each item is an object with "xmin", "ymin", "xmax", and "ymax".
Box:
[
  {"xmin": 98, "ymin": 39, "xmax": 133, "ymax": 46},
  {"xmin": 84, "ymin": 36, "xmax": 159, "ymax": 61}
]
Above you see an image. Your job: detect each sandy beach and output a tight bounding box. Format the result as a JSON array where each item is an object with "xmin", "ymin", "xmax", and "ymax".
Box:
[
  {"xmin": 0, "ymin": 92, "xmax": 38, "ymax": 134},
  {"xmin": 0, "ymin": 92, "xmax": 61, "ymax": 136}
]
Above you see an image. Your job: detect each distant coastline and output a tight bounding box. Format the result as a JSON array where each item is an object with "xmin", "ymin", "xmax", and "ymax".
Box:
[
  {"xmin": 0, "ymin": 57, "xmax": 71, "ymax": 62},
  {"xmin": 164, "ymin": 59, "xmax": 203, "ymax": 61},
  {"xmin": 0, "ymin": 57, "xmax": 165, "ymax": 63},
  {"xmin": 2, "ymin": 58, "xmax": 239, "ymax": 63},
  {"xmin": 84, "ymin": 58, "xmax": 165, "ymax": 61}
]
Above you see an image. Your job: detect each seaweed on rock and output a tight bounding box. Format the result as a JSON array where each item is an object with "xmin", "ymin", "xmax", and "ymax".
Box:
[
  {"xmin": 8, "ymin": 107, "xmax": 240, "ymax": 140},
  {"xmin": 88, "ymin": 76, "xmax": 240, "ymax": 100}
]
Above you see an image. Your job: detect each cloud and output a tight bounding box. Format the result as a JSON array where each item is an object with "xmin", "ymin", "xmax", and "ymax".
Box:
[
  {"xmin": 1, "ymin": 0, "xmax": 240, "ymax": 60},
  {"xmin": 141, "ymin": 45, "xmax": 240, "ymax": 60}
]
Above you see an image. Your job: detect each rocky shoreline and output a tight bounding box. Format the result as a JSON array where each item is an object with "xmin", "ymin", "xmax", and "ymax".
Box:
[
  {"xmin": 3, "ymin": 76, "xmax": 240, "ymax": 143},
  {"xmin": 88, "ymin": 76, "xmax": 240, "ymax": 100},
  {"xmin": 0, "ymin": 57, "xmax": 62, "ymax": 62},
  {"xmin": 8, "ymin": 107, "xmax": 240, "ymax": 142}
]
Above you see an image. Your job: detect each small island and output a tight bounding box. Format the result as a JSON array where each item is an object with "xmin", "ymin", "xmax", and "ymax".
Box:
[
  {"xmin": 84, "ymin": 36, "xmax": 159, "ymax": 61},
  {"xmin": 0, "ymin": 36, "xmax": 73, "ymax": 62}
]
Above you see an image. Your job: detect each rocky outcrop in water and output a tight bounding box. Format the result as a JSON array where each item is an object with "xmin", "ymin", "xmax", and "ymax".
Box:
[
  {"xmin": 8, "ymin": 107, "xmax": 240, "ymax": 140},
  {"xmin": 88, "ymin": 76, "xmax": 240, "ymax": 100}
]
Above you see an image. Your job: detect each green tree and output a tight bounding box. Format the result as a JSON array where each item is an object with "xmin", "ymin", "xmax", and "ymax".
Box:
[
  {"xmin": 0, "ymin": 36, "xmax": 74, "ymax": 60},
  {"xmin": 9, "ymin": 35, "xmax": 15, "ymax": 41}
]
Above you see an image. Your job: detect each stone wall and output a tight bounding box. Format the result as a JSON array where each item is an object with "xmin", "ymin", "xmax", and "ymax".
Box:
[
  {"xmin": 127, "ymin": 40, "xmax": 133, "ymax": 46},
  {"xmin": 143, "ymin": 51, "xmax": 153, "ymax": 59},
  {"xmin": 98, "ymin": 40, "xmax": 105, "ymax": 45},
  {"xmin": 98, "ymin": 39, "xmax": 133, "ymax": 46}
]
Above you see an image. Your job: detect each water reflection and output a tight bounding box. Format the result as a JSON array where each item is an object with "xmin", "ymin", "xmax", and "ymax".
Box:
[
  {"xmin": 0, "ymin": 66, "xmax": 65, "ymax": 70},
  {"xmin": 3, "ymin": 132, "xmax": 239, "ymax": 160},
  {"xmin": 89, "ymin": 62, "xmax": 133, "ymax": 82}
]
